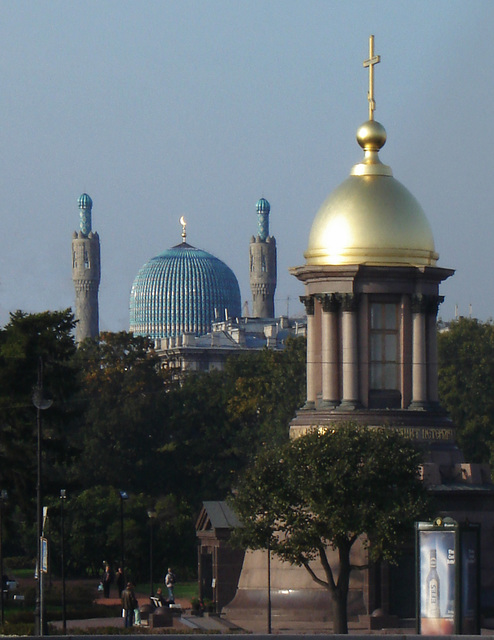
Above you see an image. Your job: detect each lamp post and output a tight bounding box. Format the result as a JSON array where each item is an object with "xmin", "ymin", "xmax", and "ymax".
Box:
[
  {"xmin": 32, "ymin": 358, "xmax": 52, "ymax": 637},
  {"xmin": 267, "ymin": 539, "xmax": 272, "ymax": 635},
  {"xmin": 119, "ymin": 491, "xmax": 129, "ymax": 572},
  {"xmin": 0, "ymin": 490, "xmax": 8, "ymax": 626},
  {"xmin": 147, "ymin": 510, "xmax": 157, "ymax": 596},
  {"xmin": 60, "ymin": 490, "xmax": 67, "ymax": 634}
]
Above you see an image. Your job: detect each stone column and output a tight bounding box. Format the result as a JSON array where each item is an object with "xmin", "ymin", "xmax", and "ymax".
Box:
[
  {"xmin": 426, "ymin": 295, "xmax": 443, "ymax": 408},
  {"xmin": 339, "ymin": 294, "xmax": 360, "ymax": 410},
  {"xmin": 300, "ymin": 295, "xmax": 317, "ymax": 409},
  {"xmin": 410, "ymin": 294, "xmax": 428, "ymax": 409},
  {"xmin": 318, "ymin": 293, "xmax": 340, "ymax": 408}
]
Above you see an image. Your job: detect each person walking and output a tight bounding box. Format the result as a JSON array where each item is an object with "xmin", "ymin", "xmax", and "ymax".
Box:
[{"xmin": 121, "ymin": 582, "xmax": 138, "ymax": 628}]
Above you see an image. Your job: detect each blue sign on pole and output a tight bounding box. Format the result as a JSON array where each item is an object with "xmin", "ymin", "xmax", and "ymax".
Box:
[{"xmin": 41, "ymin": 537, "xmax": 48, "ymax": 574}]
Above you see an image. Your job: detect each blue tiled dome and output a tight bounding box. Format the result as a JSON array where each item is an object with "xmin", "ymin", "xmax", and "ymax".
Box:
[{"xmin": 129, "ymin": 242, "xmax": 241, "ymax": 338}]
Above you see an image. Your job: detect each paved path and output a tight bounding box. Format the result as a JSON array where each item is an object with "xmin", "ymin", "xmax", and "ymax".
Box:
[{"xmin": 51, "ymin": 592, "xmax": 191, "ymax": 632}]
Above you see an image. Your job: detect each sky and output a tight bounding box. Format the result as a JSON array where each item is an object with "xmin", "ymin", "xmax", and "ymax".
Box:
[{"xmin": 0, "ymin": 0, "xmax": 492, "ymax": 331}]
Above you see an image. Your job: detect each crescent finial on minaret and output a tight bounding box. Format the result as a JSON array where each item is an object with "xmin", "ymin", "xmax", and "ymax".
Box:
[{"xmin": 180, "ymin": 216, "xmax": 187, "ymax": 242}]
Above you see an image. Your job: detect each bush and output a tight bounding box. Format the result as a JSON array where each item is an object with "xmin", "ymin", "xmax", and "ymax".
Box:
[{"xmin": 0, "ymin": 621, "xmax": 34, "ymax": 635}]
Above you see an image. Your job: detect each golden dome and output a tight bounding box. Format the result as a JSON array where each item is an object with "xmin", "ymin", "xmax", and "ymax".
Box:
[{"xmin": 305, "ymin": 120, "xmax": 438, "ymax": 267}]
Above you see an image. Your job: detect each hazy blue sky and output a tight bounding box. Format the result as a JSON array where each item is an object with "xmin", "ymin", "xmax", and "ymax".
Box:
[{"xmin": 0, "ymin": 0, "xmax": 492, "ymax": 331}]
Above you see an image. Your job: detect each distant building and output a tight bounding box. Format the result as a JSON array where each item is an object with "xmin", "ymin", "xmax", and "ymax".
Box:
[
  {"xmin": 155, "ymin": 315, "xmax": 306, "ymax": 374},
  {"xmin": 72, "ymin": 194, "xmax": 100, "ymax": 343},
  {"xmin": 129, "ymin": 202, "xmax": 302, "ymax": 372},
  {"xmin": 249, "ymin": 198, "xmax": 276, "ymax": 318}
]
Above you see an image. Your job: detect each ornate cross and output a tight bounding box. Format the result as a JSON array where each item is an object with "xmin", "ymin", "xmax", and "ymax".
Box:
[{"xmin": 363, "ymin": 35, "xmax": 380, "ymax": 120}]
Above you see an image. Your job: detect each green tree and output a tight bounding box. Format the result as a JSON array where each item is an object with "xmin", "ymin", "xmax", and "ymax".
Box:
[
  {"xmin": 225, "ymin": 336, "xmax": 306, "ymax": 447},
  {"xmin": 162, "ymin": 337, "xmax": 306, "ymax": 507},
  {"xmin": 0, "ymin": 309, "xmax": 78, "ymax": 543},
  {"xmin": 63, "ymin": 486, "xmax": 196, "ymax": 580},
  {"xmin": 231, "ymin": 424, "xmax": 429, "ymax": 634},
  {"xmin": 438, "ymin": 317, "xmax": 494, "ymax": 463},
  {"xmin": 73, "ymin": 332, "xmax": 171, "ymax": 493},
  {"xmin": 164, "ymin": 369, "xmax": 245, "ymax": 504}
]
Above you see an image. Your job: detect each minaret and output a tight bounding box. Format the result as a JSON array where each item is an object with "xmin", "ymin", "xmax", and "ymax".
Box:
[
  {"xmin": 249, "ymin": 198, "xmax": 277, "ymax": 318},
  {"xmin": 72, "ymin": 194, "xmax": 100, "ymax": 343}
]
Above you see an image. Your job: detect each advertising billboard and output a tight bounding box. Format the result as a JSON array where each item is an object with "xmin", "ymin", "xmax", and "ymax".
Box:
[
  {"xmin": 418, "ymin": 528, "xmax": 456, "ymax": 635},
  {"xmin": 416, "ymin": 520, "xmax": 480, "ymax": 635}
]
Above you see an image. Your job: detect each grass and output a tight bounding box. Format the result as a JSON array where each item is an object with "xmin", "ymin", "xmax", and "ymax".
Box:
[{"xmin": 174, "ymin": 582, "xmax": 197, "ymax": 600}]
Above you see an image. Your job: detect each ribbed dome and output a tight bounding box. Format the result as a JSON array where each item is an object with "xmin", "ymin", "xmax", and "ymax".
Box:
[
  {"xmin": 256, "ymin": 198, "xmax": 270, "ymax": 213},
  {"xmin": 78, "ymin": 193, "xmax": 93, "ymax": 209},
  {"xmin": 129, "ymin": 242, "xmax": 241, "ymax": 338},
  {"xmin": 305, "ymin": 120, "xmax": 438, "ymax": 267}
]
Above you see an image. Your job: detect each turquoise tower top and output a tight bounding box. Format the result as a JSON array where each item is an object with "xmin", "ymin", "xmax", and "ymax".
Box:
[
  {"xmin": 78, "ymin": 193, "xmax": 93, "ymax": 236},
  {"xmin": 256, "ymin": 198, "xmax": 270, "ymax": 241}
]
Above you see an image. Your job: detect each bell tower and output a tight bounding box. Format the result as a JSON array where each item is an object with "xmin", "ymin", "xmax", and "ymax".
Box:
[
  {"xmin": 72, "ymin": 193, "xmax": 100, "ymax": 343},
  {"xmin": 249, "ymin": 198, "xmax": 277, "ymax": 318}
]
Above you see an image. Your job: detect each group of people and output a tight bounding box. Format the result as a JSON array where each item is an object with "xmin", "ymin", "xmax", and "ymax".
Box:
[
  {"xmin": 100, "ymin": 563, "xmax": 177, "ymax": 628},
  {"xmin": 101, "ymin": 564, "xmax": 126, "ymax": 598}
]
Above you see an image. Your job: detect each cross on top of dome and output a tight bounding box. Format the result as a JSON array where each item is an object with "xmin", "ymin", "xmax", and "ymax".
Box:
[{"xmin": 363, "ymin": 35, "xmax": 381, "ymax": 121}]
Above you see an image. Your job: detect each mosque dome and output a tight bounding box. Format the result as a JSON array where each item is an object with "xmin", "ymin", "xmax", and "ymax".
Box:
[
  {"xmin": 129, "ymin": 239, "xmax": 241, "ymax": 339},
  {"xmin": 305, "ymin": 119, "xmax": 438, "ymax": 267}
]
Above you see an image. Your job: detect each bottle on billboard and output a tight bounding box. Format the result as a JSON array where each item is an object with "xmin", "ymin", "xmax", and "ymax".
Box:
[{"xmin": 427, "ymin": 548, "xmax": 441, "ymax": 618}]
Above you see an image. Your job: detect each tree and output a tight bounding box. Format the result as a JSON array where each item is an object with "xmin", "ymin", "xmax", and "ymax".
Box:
[
  {"xmin": 231, "ymin": 424, "xmax": 429, "ymax": 633},
  {"xmin": 0, "ymin": 310, "xmax": 78, "ymax": 534},
  {"xmin": 73, "ymin": 332, "xmax": 171, "ymax": 493},
  {"xmin": 162, "ymin": 336, "xmax": 306, "ymax": 507},
  {"xmin": 163, "ymin": 368, "xmax": 247, "ymax": 504},
  {"xmin": 438, "ymin": 317, "xmax": 494, "ymax": 464},
  {"xmin": 225, "ymin": 336, "xmax": 306, "ymax": 448},
  {"xmin": 64, "ymin": 486, "xmax": 196, "ymax": 580}
]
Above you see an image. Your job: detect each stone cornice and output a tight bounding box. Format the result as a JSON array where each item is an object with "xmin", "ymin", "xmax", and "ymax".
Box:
[{"xmin": 289, "ymin": 263, "xmax": 455, "ymax": 286}]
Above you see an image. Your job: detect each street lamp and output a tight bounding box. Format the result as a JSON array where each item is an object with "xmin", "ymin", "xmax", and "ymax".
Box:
[
  {"xmin": 60, "ymin": 490, "xmax": 67, "ymax": 634},
  {"xmin": 267, "ymin": 539, "xmax": 272, "ymax": 635},
  {"xmin": 0, "ymin": 490, "xmax": 8, "ymax": 626},
  {"xmin": 32, "ymin": 357, "xmax": 52, "ymax": 637},
  {"xmin": 147, "ymin": 510, "xmax": 157, "ymax": 596},
  {"xmin": 119, "ymin": 491, "xmax": 129, "ymax": 572}
]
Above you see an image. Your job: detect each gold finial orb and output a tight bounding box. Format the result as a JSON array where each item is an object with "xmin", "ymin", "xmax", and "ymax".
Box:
[{"xmin": 356, "ymin": 119, "xmax": 386, "ymax": 151}]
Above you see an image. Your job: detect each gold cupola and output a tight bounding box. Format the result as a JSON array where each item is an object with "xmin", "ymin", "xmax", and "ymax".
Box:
[{"xmin": 305, "ymin": 38, "xmax": 438, "ymax": 268}]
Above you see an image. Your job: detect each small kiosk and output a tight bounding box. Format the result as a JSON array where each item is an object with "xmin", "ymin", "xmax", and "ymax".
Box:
[{"xmin": 416, "ymin": 518, "xmax": 480, "ymax": 635}]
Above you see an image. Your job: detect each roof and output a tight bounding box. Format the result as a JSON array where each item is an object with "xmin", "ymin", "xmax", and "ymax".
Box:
[
  {"xmin": 196, "ymin": 500, "xmax": 243, "ymax": 532},
  {"xmin": 129, "ymin": 242, "xmax": 241, "ymax": 338}
]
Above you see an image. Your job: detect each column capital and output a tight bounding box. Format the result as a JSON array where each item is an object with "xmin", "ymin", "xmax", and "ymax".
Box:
[
  {"xmin": 316, "ymin": 293, "xmax": 340, "ymax": 313},
  {"xmin": 300, "ymin": 295, "xmax": 315, "ymax": 316},
  {"xmin": 340, "ymin": 293, "xmax": 360, "ymax": 312},
  {"xmin": 411, "ymin": 294, "xmax": 444, "ymax": 315},
  {"xmin": 426, "ymin": 295, "xmax": 444, "ymax": 316}
]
